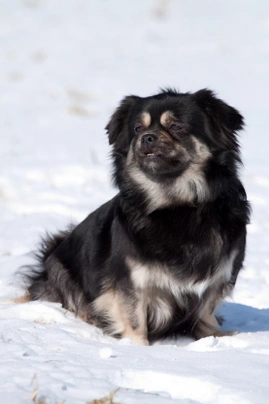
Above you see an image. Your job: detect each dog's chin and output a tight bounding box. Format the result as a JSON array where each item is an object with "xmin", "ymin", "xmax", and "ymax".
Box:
[{"xmin": 137, "ymin": 152, "xmax": 189, "ymax": 178}]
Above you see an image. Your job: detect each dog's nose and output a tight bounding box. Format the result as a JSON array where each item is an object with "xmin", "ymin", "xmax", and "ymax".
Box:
[{"xmin": 141, "ymin": 134, "xmax": 157, "ymax": 144}]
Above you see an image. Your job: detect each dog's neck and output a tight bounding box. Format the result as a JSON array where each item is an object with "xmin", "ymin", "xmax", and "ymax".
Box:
[{"xmin": 123, "ymin": 162, "xmax": 210, "ymax": 214}]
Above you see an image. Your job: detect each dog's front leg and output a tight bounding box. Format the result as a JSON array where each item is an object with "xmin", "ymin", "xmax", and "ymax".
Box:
[
  {"xmin": 93, "ymin": 289, "xmax": 149, "ymax": 345},
  {"xmin": 121, "ymin": 294, "xmax": 149, "ymax": 345}
]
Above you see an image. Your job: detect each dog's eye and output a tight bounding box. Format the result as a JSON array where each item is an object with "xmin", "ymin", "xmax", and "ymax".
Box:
[
  {"xmin": 170, "ymin": 124, "xmax": 183, "ymax": 131},
  {"xmin": 169, "ymin": 124, "xmax": 188, "ymax": 135},
  {"xmin": 134, "ymin": 124, "xmax": 143, "ymax": 133}
]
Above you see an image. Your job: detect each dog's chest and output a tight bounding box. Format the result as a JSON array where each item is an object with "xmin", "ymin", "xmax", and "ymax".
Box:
[
  {"xmin": 127, "ymin": 252, "xmax": 237, "ymax": 332},
  {"xmin": 129, "ymin": 258, "xmax": 211, "ymax": 298},
  {"xmin": 137, "ymin": 205, "xmax": 224, "ymax": 262}
]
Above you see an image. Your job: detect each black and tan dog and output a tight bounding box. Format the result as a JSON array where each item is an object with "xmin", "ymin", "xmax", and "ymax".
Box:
[{"xmin": 25, "ymin": 89, "xmax": 250, "ymax": 344}]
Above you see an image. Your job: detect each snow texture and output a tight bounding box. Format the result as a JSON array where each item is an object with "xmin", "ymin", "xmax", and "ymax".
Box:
[{"xmin": 1, "ymin": 1, "xmax": 269, "ymax": 403}]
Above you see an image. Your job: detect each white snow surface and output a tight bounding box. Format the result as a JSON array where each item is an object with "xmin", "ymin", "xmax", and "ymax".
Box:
[{"xmin": 1, "ymin": 1, "xmax": 269, "ymax": 403}]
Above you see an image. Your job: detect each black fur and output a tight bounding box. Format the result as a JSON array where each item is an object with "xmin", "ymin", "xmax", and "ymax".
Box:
[{"xmin": 24, "ymin": 89, "xmax": 250, "ymax": 344}]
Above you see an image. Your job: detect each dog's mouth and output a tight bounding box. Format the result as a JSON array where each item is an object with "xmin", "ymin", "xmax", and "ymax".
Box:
[{"xmin": 145, "ymin": 152, "xmax": 159, "ymax": 157}]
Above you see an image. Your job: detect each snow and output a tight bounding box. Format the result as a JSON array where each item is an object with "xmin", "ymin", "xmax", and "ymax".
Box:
[{"xmin": 1, "ymin": 0, "xmax": 269, "ymax": 403}]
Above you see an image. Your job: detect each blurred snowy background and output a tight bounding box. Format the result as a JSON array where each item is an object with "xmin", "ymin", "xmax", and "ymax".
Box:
[{"xmin": 1, "ymin": 1, "xmax": 269, "ymax": 403}]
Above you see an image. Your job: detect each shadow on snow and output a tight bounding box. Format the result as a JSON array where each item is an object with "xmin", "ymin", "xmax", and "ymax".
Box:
[{"xmin": 218, "ymin": 301, "xmax": 269, "ymax": 333}]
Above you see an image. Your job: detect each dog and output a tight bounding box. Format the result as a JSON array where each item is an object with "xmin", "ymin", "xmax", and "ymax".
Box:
[{"xmin": 24, "ymin": 88, "xmax": 250, "ymax": 345}]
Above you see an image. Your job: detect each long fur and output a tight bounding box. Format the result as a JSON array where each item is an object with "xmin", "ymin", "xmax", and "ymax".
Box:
[{"xmin": 23, "ymin": 89, "xmax": 251, "ymax": 344}]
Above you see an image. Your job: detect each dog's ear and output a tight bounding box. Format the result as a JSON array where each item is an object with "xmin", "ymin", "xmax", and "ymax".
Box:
[
  {"xmin": 194, "ymin": 89, "xmax": 244, "ymax": 134},
  {"xmin": 106, "ymin": 96, "xmax": 138, "ymax": 146}
]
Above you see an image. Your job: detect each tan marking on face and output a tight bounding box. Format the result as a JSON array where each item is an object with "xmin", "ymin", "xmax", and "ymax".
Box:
[
  {"xmin": 160, "ymin": 110, "xmax": 176, "ymax": 126},
  {"xmin": 141, "ymin": 112, "xmax": 151, "ymax": 128},
  {"xmin": 191, "ymin": 137, "xmax": 211, "ymax": 163}
]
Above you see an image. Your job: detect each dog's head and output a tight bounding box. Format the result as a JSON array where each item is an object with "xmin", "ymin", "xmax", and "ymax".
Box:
[{"xmin": 106, "ymin": 89, "xmax": 244, "ymax": 209}]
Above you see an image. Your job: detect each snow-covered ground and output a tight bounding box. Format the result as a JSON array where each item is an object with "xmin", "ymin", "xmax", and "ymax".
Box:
[{"xmin": 1, "ymin": 1, "xmax": 269, "ymax": 403}]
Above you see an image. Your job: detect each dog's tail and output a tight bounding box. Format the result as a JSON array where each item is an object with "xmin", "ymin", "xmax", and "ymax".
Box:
[
  {"xmin": 36, "ymin": 228, "xmax": 72, "ymax": 262},
  {"xmin": 21, "ymin": 226, "xmax": 74, "ymax": 301}
]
